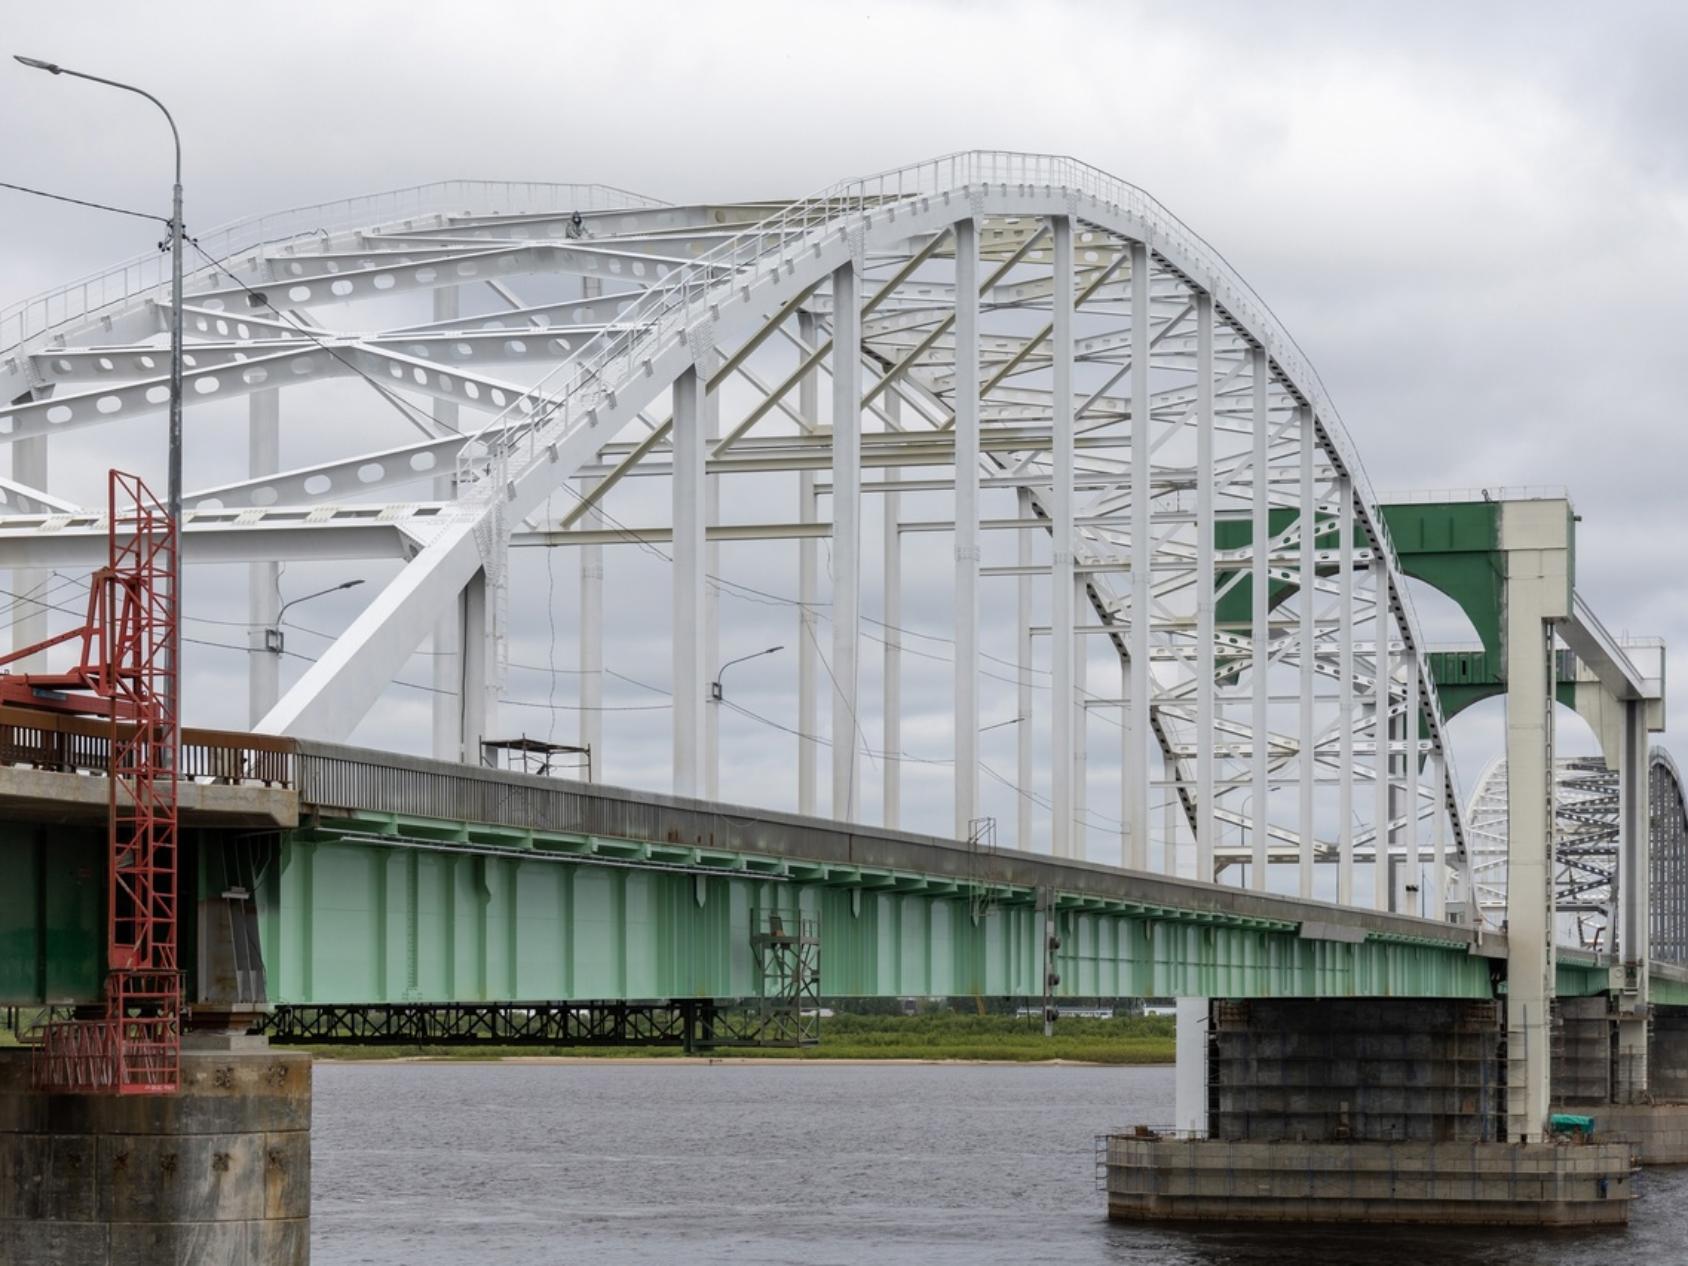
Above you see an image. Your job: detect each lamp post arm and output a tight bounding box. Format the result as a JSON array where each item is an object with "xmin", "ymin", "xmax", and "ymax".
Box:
[
  {"xmin": 712, "ymin": 645, "xmax": 784, "ymax": 701},
  {"xmin": 275, "ymin": 581, "xmax": 365, "ymax": 627}
]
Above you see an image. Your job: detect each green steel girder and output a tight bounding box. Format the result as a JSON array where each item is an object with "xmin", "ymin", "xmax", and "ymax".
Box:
[
  {"xmin": 0, "ymin": 822, "xmax": 103, "ymax": 1005},
  {"xmin": 1378, "ymin": 502, "xmax": 1505, "ymax": 663},
  {"xmin": 1651, "ymin": 975, "xmax": 1688, "ymax": 1008},
  {"xmin": 256, "ymin": 830, "xmax": 1496, "ymax": 1005},
  {"xmin": 16, "ymin": 807, "xmax": 1683, "ymax": 1012}
]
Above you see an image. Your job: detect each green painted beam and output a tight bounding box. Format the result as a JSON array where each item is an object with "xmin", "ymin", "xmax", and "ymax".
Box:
[
  {"xmin": 255, "ymin": 832, "xmax": 1495, "ymax": 1005},
  {"xmin": 0, "ymin": 822, "xmax": 103, "ymax": 1006}
]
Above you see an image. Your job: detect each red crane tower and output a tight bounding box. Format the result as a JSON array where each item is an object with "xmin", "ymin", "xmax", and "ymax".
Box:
[{"xmin": 3, "ymin": 471, "xmax": 181, "ymax": 1094}]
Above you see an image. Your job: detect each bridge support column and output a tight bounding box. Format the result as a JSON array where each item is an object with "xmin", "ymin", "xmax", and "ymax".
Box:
[
  {"xmin": 1172, "ymin": 997, "xmax": 1207, "ymax": 1135},
  {"xmin": 1501, "ymin": 499, "xmax": 1572, "ymax": 1141},
  {"xmin": 1615, "ymin": 698, "xmax": 1651, "ymax": 1100}
]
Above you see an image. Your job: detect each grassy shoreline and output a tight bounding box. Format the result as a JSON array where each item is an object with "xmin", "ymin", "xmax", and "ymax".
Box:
[{"xmin": 293, "ymin": 1013, "xmax": 1176, "ymax": 1066}]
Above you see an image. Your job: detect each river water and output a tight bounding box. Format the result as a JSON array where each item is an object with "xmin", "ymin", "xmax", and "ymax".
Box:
[{"xmin": 312, "ymin": 1061, "xmax": 1688, "ymax": 1265}]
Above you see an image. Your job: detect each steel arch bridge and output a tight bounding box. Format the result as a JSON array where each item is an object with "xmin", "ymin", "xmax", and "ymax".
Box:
[
  {"xmin": 1466, "ymin": 750, "xmax": 1688, "ymax": 960},
  {"xmin": 0, "ymin": 148, "xmax": 1606, "ymax": 924}
]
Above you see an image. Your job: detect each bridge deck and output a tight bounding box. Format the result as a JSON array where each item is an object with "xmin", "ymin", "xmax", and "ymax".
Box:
[
  {"xmin": 266, "ymin": 742, "xmax": 1494, "ymax": 1006},
  {"xmin": 9, "ymin": 728, "xmax": 1687, "ymax": 1008}
]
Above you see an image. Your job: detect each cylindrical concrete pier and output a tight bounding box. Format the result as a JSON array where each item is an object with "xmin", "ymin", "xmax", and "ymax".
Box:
[{"xmin": 0, "ymin": 1047, "xmax": 310, "ymax": 1265}]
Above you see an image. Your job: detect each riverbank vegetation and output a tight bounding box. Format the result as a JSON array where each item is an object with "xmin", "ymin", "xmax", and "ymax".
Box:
[{"xmin": 297, "ymin": 1011, "xmax": 1176, "ymax": 1065}]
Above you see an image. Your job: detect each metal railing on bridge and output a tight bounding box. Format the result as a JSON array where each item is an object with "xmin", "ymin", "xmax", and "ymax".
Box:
[{"xmin": 0, "ymin": 705, "xmax": 293, "ymax": 787}]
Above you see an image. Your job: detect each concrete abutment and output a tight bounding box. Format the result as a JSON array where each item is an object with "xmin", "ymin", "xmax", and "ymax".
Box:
[{"xmin": 0, "ymin": 1047, "xmax": 310, "ymax": 1265}]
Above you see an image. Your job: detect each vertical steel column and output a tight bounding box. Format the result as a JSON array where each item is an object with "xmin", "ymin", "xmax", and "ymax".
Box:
[
  {"xmin": 578, "ymin": 471, "xmax": 603, "ymax": 781},
  {"xmin": 460, "ymin": 570, "xmax": 490, "ymax": 762},
  {"xmin": 831, "ymin": 260, "xmax": 862, "ymax": 821},
  {"xmin": 1431, "ymin": 751, "xmax": 1447, "ymax": 920},
  {"xmin": 9, "ymin": 435, "xmax": 47, "ymax": 671},
  {"xmin": 430, "ymin": 569, "xmax": 462, "ymax": 760},
  {"xmin": 1374, "ymin": 577, "xmax": 1393, "ymax": 912},
  {"xmin": 1297, "ymin": 407, "xmax": 1316, "ymax": 898},
  {"xmin": 247, "ymin": 389, "xmax": 279, "ymax": 726},
  {"xmin": 577, "ymin": 278, "xmax": 605, "ymax": 778},
  {"xmin": 1073, "ymin": 575, "xmax": 1088, "ymax": 859},
  {"xmin": 953, "ymin": 217, "xmax": 981, "ymax": 837},
  {"xmin": 1194, "ymin": 294, "xmax": 1215, "ymax": 884},
  {"xmin": 1049, "ymin": 218, "xmax": 1076, "ymax": 859},
  {"xmin": 430, "ymin": 285, "xmax": 461, "ymax": 758},
  {"xmin": 672, "ymin": 366, "xmax": 710, "ymax": 796},
  {"xmin": 1611, "ymin": 698, "xmax": 1651, "ymax": 1100},
  {"xmin": 1338, "ymin": 477, "xmax": 1355, "ymax": 906},
  {"xmin": 704, "ymin": 358, "xmax": 722, "ymax": 801},
  {"xmin": 1503, "ymin": 505, "xmax": 1566, "ymax": 1141},
  {"xmin": 1120, "ymin": 684, "xmax": 1131, "ymax": 869},
  {"xmin": 1405, "ymin": 650, "xmax": 1420, "ymax": 912},
  {"xmin": 1618, "ymin": 699, "xmax": 1650, "ymax": 972},
  {"xmin": 1016, "ymin": 487, "xmax": 1035, "ymax": 850},
  {"xmin": 883, "ymin": 398, "xmax": 903, "ymax": 829},
  {"xmin": 797, "ymin": 310, "xmax": 820, "ymax": 815},
  {"xmin": 1126, "ymin": 238, "xmax": 1151, "ymax": 870},
  {"xmin": 1249, "ymin": 347, "xmax": 1269, "ymax": 890}
]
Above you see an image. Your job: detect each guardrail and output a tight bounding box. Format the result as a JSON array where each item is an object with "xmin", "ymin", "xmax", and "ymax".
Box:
[
  {"xmin": 1376, "ymin": 485, "xmax": 1571, "ymax": 505},
  {"xmin": 0, "ymin": 705, "xmax": 293, "ymax": 786}
]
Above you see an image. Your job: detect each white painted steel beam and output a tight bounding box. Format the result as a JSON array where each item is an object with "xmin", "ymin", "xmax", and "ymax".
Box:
[
  {"xmin": 1049, "ymin": 217, "xmax": 1075, "ymax": 859},
  {"xmin": 672, "ymin": 365, "xmax": 710, "ymax": 796},
  {"xmin": 952, "ymin": 217, "xmax": 980, "ymax": 838},
  {"xmin": 1127, "ymin": 240, "xmax": 1151, "ymax": 870},
  {"xmin": 248, "ymin": 389, "xmax": 281, "ymax": 726},
  {"xmin": 831, "ymin": 259, "xmax": 863, "ymax": 822}
]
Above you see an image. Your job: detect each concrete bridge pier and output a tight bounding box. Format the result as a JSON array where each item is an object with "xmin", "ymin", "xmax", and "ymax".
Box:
[
  {"xmin": 1594, "ymin": 1005, "xmax": 1688, "ymax": 1163},
  {"xmin": 1107, "ymin": 997, "xmax": 1634, "ymax": 1225},
  {"xmin": 0, "ymin": 1046, "xmax": 311, "ymax": 1265}
]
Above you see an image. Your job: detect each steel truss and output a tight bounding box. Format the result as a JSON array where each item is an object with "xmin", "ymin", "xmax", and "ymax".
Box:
[
  {"xmin": 0, "ymin": 152, "xmax": 1480, "ymax": 917},
  {"xmin": 260, "ymin": 999, "xmax": 814, "ymax": 1051},
  {"xmin": 1466, "ymin": 750, "xmax": 1688, "ymax": 961}
]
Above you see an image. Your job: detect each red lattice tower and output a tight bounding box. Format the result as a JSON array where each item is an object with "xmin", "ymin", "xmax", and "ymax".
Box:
[{"xmin": 6, "ymin": 472, "xmax": 181, "ymax": 1094}]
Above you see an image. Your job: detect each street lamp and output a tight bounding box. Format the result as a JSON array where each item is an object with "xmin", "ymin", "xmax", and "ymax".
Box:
[
  {"xmin": 711, "ymin": 645, "xmax": 783, "ymax": 701},
  {"xmin": 15, "ymin": 55, "xmax": 184, "ymax": 725},
  {"xmin": 265, "ymin": 580, "xmax": 365, "ymax": 656}
]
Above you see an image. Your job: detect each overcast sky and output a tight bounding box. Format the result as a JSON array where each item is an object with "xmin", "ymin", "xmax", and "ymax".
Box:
[{"xmin": 2, "ymin": 1, "xmax": 1686, "ymax": 862}]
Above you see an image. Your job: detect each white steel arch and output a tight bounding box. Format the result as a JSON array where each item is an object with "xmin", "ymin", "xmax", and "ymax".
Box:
[
  {"xmin": 1468, "ymin": 749, "xmax": 1688, "ymax": 960},
  {"xmin": 0, "ymin": 152, "xmax": 1473, "ymax": 914}
]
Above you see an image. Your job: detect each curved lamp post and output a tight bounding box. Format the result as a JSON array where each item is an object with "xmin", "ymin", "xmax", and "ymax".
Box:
[
  {"xmin": 712, "ymin": 645, "xmax": 783, "ymax": 701},
  {"xmin": 265, "ymin": 580, "xmax": 366, "ymax": 656}
]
